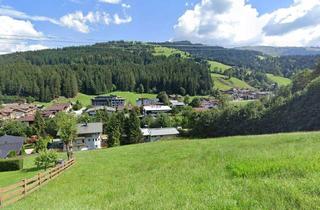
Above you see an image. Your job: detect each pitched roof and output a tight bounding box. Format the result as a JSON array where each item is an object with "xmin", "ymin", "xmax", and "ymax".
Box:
[
  {"xmin": 77, "ymin": 123, "xmax": 103, "ymax": 135},
  {"xmin": 141, "ymin": 128, "xmax": 179, "ymax": 137},
  {"xmin": 0, "ymin": 135, "xmax": 24, "ymax": 158}
]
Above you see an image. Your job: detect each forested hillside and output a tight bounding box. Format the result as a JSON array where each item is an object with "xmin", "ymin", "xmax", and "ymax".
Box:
[
  {"xmin": 0, "ymin": 42, "xmax": 212, "ymax": 102},
  {"xmin": 189, "ymin": 64, "xmax": 320, "ymax": 137},
  {"xmin": 157, "ymin": 41, "xmax": 320, "ymax": 77}
]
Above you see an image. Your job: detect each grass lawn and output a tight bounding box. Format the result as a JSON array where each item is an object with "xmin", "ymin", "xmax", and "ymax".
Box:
[
  {"xmin": 208, "ymin": 60, "xmax": 231, "ymax": 73},
  {"xmin": 267, "ymin": 74, "xmax": 292, "ymax": 87},
  {"xmin": 153, "ymin": 46, "xmax": 190, "ymax": 58},
  {"xmin": 6, "ymin": 132, "xmax": 320, "ymax": 209},
  {"xmin": 0, "ymin": 153, "xmax": 67, "ymax": 187},
  {"xmin": 211, "ymin": 73, "xmax": 253, "ymax": 91}
]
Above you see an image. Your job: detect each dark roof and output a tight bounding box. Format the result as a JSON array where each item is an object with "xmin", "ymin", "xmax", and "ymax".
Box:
[{"xmin": 0, "ymin": 135, "xmax": 24, "ymax": 158}]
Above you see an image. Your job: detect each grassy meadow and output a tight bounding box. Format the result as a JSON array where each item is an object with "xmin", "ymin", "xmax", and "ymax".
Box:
[
  {"xmin": 5, "ymin": 132, "xmax": 320, "ymax": 209},
  {"xmin": 266, "ymin": 74, "xmax": 292, "ymax": 86},
  {"xmin": 211, "ymin": 73, "xmax": 253, "ymax": 91},
  {"xmin": 209, "ymin": 60, "xmax": 231, "ymax": 73},
  {"xmin": 153, "ymin": 46, "xmax": 190, "ymax": 58}
]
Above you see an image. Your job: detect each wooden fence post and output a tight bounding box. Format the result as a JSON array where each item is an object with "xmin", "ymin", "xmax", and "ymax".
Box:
[
  {"xmin": 38, "ymin": 173, "xmax": 41, "ymax": 186},
  {"xmin": 0, "ymin": 187, "xmax": 3, "ymax": 207},
  {"xmin": 23, "ymin": 179, "xmax": 27, "ymax": 196}
]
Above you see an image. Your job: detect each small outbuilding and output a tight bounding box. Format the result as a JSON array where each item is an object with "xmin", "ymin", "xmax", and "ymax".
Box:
[
  {"xmin": 0, "ymin": 135, "xmax": 24, "ymax": 158},
  {"xmin": 141, "ymin": 128, "xmax": 179, "ymax": 142}
]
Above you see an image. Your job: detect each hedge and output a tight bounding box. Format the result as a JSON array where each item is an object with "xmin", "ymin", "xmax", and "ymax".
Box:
[{"xmin": 0, "ymin": 158, "xmax": 24, "ymax": 172}]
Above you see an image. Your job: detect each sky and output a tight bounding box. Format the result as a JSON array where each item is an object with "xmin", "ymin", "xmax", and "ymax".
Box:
[{"xmin": 0, "ymin": 0, "xmax": 320, "ymax": 54}]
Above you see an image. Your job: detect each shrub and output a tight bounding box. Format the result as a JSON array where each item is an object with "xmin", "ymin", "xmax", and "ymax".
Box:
[
  {"xmin": 35, "ymin": 150, "xmax": 58, "ymax": 170},
  {"xmin": 7, "ymin": 150, "xmax": 17, "ymax": 158},
  {"xmin": 0, "ymin": 158, "xmax": 24, "ymax": 172}
]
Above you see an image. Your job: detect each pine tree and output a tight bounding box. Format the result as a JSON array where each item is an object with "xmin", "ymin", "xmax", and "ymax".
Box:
[
  {"xmin": 126, "ymin": 109, "xmax": 143, "ymax": 144},
  {"xmin": 106, "ymin": 114, "xmax": 121, "ymax": 147},
  {"xmin": 33, "ymin": 111, "xmax": 46, "ymax": 137}
]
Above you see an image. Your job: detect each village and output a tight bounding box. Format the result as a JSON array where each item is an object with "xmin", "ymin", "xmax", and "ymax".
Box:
[{"xmin": 0, "ymin": 88, "xmax": 272, "ymax": 159}]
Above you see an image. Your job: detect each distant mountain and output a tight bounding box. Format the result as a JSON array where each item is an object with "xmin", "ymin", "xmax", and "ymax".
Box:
[{"xmin": 236, "ymin": 46, "xmax": 320, "ymax": 56}]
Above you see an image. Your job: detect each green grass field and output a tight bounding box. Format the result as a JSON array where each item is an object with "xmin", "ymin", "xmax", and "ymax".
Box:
[
  {"xmin": 208, "ymin": 60, "xmax": 231, "ymax": 73},
  {"xmin": 0, "ymin": 153, "xmax": 66, "ymax": 188},
  {"xmin": 266, "ymin": 74, "xmax": 292, "ymax": 86},
  {"xmin": 153, "ymin": 46, "xmax": 190, "ymax": 58},
  {"xmin": 6, "ymin": 132, "xmax": 320, "ymax": 209},
  {"xmin": 212, "ymin": 73, "xmax": 253, "ymax": 91},
  {"xmin": 35, "ymin": 92, "xmax": 157, "ymax": 107}
]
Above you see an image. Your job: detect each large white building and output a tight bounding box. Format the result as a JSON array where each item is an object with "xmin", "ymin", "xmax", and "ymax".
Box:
[
  {"xmin": 143, "ymin": 105, "xmax": 172, "ymax": 116},
  {"xmin": 73, "ymin": 123, "xmax": 103, "ymax": 151}
]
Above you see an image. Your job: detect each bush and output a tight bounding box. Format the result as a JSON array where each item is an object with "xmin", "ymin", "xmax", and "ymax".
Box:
[
  {"xmin": 7, "ymin": 150, "xmax": 17, "ymax": 158},
  {"xmin": 0, "ymin": 158, "xmax": 24, "ymax": 172},
  {"xmin": 35, "ymin": 150, "xmax": 58, "ymax": 170}
]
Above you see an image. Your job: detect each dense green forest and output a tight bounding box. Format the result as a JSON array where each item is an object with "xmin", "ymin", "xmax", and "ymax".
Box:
[
  {"xmin": 157, "ymin": 41, "xmax": 320, "ymax": 77},
  {"xmin": 0, "ymin": 42, "xmax": 212, "ymax": 102},
  {"xmin": 189, "ymin": 64, "xmax": 320, "ymax": 137}
]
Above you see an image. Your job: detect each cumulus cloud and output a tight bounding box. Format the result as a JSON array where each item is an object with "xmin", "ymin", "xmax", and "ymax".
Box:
[
  {"xmin": 174, "ymin": 0, "xmax": 320, "ymax": 46},
  {"xmin": 60, "ymin": 11, "xmax": 111, "ymax": 33},
  {"xmin": 0, "ymin": 16, "xmax": 47, "ymax": 54},
  {"xmin": 113, "ymin": 13, "xmax": 132, "ymax": 24},
  {"xmin": 99, "ymin": 0, "xmax": 121, "ymax": 4}
]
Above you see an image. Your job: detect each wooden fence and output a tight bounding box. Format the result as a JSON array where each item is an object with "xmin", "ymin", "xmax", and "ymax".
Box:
[{"xmin": 0, "ymin": 158, "xmax": 75, "ymax": 208}]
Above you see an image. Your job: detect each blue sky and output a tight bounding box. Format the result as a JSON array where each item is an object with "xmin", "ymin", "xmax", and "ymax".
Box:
[{"xmin": 0, "ymin": 0, "xmax": 320, "ymax": 53}]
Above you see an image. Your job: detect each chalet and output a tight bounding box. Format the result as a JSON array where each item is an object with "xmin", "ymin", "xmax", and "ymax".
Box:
[
  {"xmin": 143, "ymin": 105, "xmax": 172, "ymax": 116},
  {"xmin": 86, "ymin": 106, "xmax": 116, "ymax": 116},
  {"xmin": 19, "ymin": 115, "xmax": 36, "ymax": 126},
  {"xmin": 170, "ymin": 100, "xmax": 185, "ymax": 107},
  {"xmin": 73, "ymin": 123, "xmax": 103, "ymax": 151},
  {"xmin": 0, "ymin": 103, "xmax": 37, "ymax": 120},
  {"xmin": 42, "ymin": 103, "xmax": 72, "ymax": 118},
  {"xmin": 0, "ymin": 135, "xmax": 24, "ymax": 158},
  {"xmin": 91, "ymin": 95, "xmax": 125, "ymax": 108},
  {"xmin": 141, "ymin": 128, "xmax": 179, "ymax": 142}
]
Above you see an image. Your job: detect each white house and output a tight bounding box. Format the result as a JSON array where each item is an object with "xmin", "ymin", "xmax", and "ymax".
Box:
[
  {"xmin": 73, "ymin": 123, "xmax": 103, "ymax": 151},
  {"xmin": 141, "ymin": 128, "xmax": 179, "ymax": 142},
  {"xmin": 170, "ymin": 100, "xmax": 185, "ymax": 107},
  {"xmin": 143, "ymin": 105, "xmax": 172, "ymax": 116}
]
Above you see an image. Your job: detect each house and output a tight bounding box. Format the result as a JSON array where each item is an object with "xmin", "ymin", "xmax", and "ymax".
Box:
[
  {"xmin": 143, "ymin": 105, "xmax": 172, "ymax": 116},
  {"xmin": 141, "ymin": 128, "xmax": 179, "ymax": 142},
  {"xmin": 0, "ymin": 135, "xmax": 24, "ymax": 158},
  {"xmin": 42, "ymin": 103, "xmax": 72, "ymax": 118},
  {"xmin": 85, "ymin": 106, "xmax": 116, "ymax": 116},
  {"xmin": 0, "ymin": 103, "xmax": 37, "ymax": 120},
  {"xmin": 91, "ymin": 95, "xmax": 125, "ymax": 108},
  {"xmin": 19, "ymin": 115, "xmax": 36, "ymax": 126},
  {"xmin": 170, "ymin": 100, "xmax": 185, "ymax": 107},
  {"xmin": 73, "ymin": 123, "xmax": 103, "ymax": 151},
  {"xmin": 136, "ymin": 98, "xmax": 160, "ymax": 107}
]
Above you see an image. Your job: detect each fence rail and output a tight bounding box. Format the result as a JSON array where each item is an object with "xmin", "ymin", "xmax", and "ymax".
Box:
[{"xmin": 0, "ymin": 158, "xmax": 75, "ymax": 208}]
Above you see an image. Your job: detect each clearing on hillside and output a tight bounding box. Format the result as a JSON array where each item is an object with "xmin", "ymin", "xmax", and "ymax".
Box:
[
  {"xmin": 7, "ymin": 132, "xmax": 320, "ymax": 210},
  {"xmin": 211, "ymin": 73, "xmax": 253, "ymax": 91},
  {"xmin": 208, "ymin": 60, "xmax": 231, "ymax": 73},
  {"xmin": 266, "ymin": 73, "xmax": 292, "ymax": 87}
]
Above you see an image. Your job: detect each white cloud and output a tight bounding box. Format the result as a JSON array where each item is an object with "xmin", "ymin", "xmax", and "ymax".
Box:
[
  {"xmin": 99, "ymin": 0, "xmax": 121, "ymax": 4},
  {"xmin": 174, "ymin": 0, "xmax": 320, "ymax": 47},
  {"xmin": 0, "ymin": 6, "xmax": 60, "ymax": 25},
  {"xmin": 113, "ymin": 13, "xmax": 132, "ymax": 24},
  {"xmin": 0, "ymin": 16, "xmax": 47, "ymax": 54},
  {"xmin": 121, "ymin": 3, "xmax": 131, "ymax": 9}
]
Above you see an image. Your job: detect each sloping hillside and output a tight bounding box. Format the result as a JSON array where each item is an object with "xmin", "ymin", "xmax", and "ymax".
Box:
[
  {"xmin": 266, "ymin": 74, "xmax": 292, "ymax": 86},
  {"xmin": 259, "ymin": 77, "xmax": 320, "ymax": 132},
  {"xmin": 7, "ymin": 132, "xmax": 320, "ymax": 209},
  {"xmin": 211, "ymin": 73, "xmax": 253, "ymax": 90}
]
